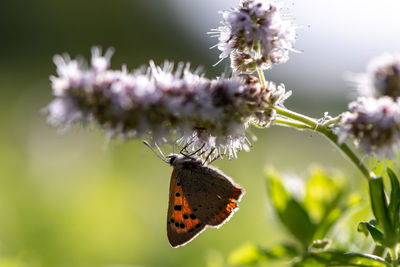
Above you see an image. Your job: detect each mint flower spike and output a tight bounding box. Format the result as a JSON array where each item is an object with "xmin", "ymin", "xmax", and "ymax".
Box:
[
  {"xmin": 350, "ymin": 53, "xmax": 400, "ymax": 100},
  {"xmin": 338, "ymin": 97, "xmax": 400, "ymax": 159},
  {"xmin": 45, "ymin": 48, "xmax": 291, "ymax": 159},
  {"xmin": 209, "ymin": 0, "xmax": 297, "ymax": 74}
]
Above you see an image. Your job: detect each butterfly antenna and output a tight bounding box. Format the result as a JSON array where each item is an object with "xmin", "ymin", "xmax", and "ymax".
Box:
[
  {"xmin": 172, "ymin": 137, "xmax": 179, "ymax": 154},
  {"xmin": 143, "ymin": 141, "xmax": 168, "ymax": 163},
  {"xmin": 155, "ymin": 143, "xmax": 166, "ymax": 159}
]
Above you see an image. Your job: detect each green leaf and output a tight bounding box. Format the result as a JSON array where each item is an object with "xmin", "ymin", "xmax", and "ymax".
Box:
[
  {"xmin": 369, "ymin": 177, "xmax": 396, "ymax": 247},
  {"xmin": 303, "ymin": 166, "xmax": 358, "ymax": 240},
  {"xmin": 357, "ymin": 222, "xmax": 384, "ymax": 245},
  {"xmin": 261, "ymin": 243, "xmax": 299, "ymax": 259},
  {"xmin": 293, "ymin": 251, "xmax": 388, "ymax": 267},
  {"xmin": 314, "ymin": 192, "xmax": 362, "ymax": 241},
  {"xmin": 387, "ymin": 168, "xmax": 400, "ymax": 233},
  {"xmin": 313, "ymin": 206, "xmax": 342, "ymax": 241},
  {"xmin": 228, "ymin": 243, "xmax": 263, "ymax": 265},
  {"xmin": 228, "ymin": 243, "xmax": 299, "ymax": 265},
  {"xmin": 304, "ymin": 166, "xmax": 345, "ymax": 222},
  {"xmin": 309, "ymin": 239, "xmax": 331, "ymax": 251},
  {"xmin": 266, "ymin": 169, "xmax": 316, "ymax": 249}
]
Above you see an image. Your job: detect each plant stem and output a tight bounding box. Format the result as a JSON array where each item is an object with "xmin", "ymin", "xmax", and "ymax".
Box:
[
  {"xmin": 323, "ymin": 115, "xmax": 342, "ymax": 127},
  {"xmin": 272, "ymin": 106, "xmax": 373, "ymax": 180},
  {"xmin": 254, "ymin": 66, "xmax": 373, "ymax": 180},
  {"xmin": 390, "ymin": 245, "xmax": 398, "ymax": 267},
  {"xmin": 274, "ymin": 118, "xmax": 312, "ymax": 130},
  {"xmin": 257, "ymin": 66, "xmax": 266, "ymax": 87},
  {"xmin": 274, "ymin": 106, "xmax": 317, "ymax": 127}
]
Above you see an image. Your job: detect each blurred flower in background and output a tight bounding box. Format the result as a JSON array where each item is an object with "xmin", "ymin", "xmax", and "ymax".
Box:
[
  {"xmin": 351, "ymin": 53, "xmax": 400, "ymax": 100},
  {"xmin": 340, "ymin": 53, "xmax": 400, "ymax": 159}
]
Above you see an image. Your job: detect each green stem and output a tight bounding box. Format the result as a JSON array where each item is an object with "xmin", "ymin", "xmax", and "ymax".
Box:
[
  {"xmin": 274, "ymin": 106, "xmax": 318, "ymax": 127},
  {"xmin": 273, "ymin": 106, "xmax": 373, "ymax": 180},
  {"xmin": 257, "ymin": 66, "xmax": 265, "ymax": 87},
  {"xmin": 323, "ymin": 115, "xmax": 342, "ymax": 127},
  {"xmin": 390, "ymin": 245, "xmax": 398, "ymax": 267},
  {"xmin": 319, "ymin": 126, "xmax": 373, "ymax": 180},
  {"xmin": 254, "ymin": 62, "xmax": 373, "ymax": 180},
  {"xmin": 274, "ymin": 118, "xmax": 312, "ymax": 130},
  {"xmin": 256, "ymin": 41, "xmax": 266, "ymax": 88}
]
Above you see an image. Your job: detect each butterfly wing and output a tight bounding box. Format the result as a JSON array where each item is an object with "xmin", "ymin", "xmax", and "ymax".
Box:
[
  {"xmin": 180, "ymin": 163, "xmax": 244, "ymax": 227},
  {"xmin": 167, "ymin": 159, "xmax": 244, "ymax": 247},
  {"xmin": 167, "ymin": 167, "xmax": 207, "ymax": 248}
]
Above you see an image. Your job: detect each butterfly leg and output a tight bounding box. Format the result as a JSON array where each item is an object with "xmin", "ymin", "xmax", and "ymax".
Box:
[
  {"xmin": 181, "ymin": 143, "xmax": 205, "ymax": 157},
  {"xmin": 203, "ymin": 147, "xmax": 217, "ymax": 164},
  {"xmin": 180, "ymin": 140, "xmax": 194, "ymax": 156}
]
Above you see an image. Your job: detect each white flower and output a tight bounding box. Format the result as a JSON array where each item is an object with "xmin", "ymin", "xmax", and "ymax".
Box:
[
  {"xmin": 209, "ymin": 0, "xmax": 297, "ymax": 73},
  {"xmin": 45, "ymin": 48, "xmax": 290, "ymax": 159},
  {"xmin": 338, "ymin": 97, "xmax": 400, "ymax": 159}
]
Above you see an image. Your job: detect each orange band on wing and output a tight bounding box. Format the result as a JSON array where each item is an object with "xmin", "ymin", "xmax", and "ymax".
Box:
[
  {"xmin": 170, "ymin": 185, "xmax": 201, "ymax": 233},
  {"xmin": 211, "ymin": 187, "xmax": 242, "ymax": 224}
]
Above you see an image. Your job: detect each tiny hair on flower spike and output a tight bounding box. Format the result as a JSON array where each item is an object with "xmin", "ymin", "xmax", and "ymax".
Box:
[{"xmin": 45, "ymin": 47, "xmax": 292, "ymax": 160}]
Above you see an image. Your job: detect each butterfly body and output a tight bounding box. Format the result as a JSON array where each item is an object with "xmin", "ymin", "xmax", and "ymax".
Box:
[{"xmin": 166, "ymin": 154, "xmax": 244, "ymax": 247}]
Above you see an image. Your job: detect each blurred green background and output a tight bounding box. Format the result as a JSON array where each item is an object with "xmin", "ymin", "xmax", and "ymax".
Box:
[{"xmin": 1, "ymin": 0, "xmax": 397, "ymax": 266}]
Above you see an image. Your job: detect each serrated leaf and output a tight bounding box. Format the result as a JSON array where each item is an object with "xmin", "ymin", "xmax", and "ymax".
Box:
[
  {"xmin": 358, "ymin": 222, "xmax": 384, "ymax": 245},
  {"xmin": 369, "ymin": 177, "xmax": 396, "ymax": 247},
  {"xmin": 387, "ymin": 168, "xmax": 400, "ymax": 234},
  {"xmin": 293, "ymin": 251, "xmax": 388, "ymax": 267},
  {"xmin": 266, "ymin": 170, "xmax": 316, "ymax": 249}
]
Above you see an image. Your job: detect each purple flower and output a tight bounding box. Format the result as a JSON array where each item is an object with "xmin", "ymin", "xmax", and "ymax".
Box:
[
  {"xmin": 45, "ymin": 48, "xmax": 291, "ymax": 159},
  {"xmin": 209, "ymin": 0, "xmax": 297, "ymax": 74},
  {"xmin": 338, "ymin": 97, "xmax": 400, "ymax": 159}
]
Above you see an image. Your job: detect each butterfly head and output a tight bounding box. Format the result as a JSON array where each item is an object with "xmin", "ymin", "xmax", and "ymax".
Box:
[
  {"xmin": 143, "ymin": 141, "xmax": 201, "ymax": 166},
  {"xmin": 167, "ymin": 153, "xmax": 202, "ymax": 167},
  {"xmin": 166, "ymin": 154, "xmax": 180, "ymax": 166}
]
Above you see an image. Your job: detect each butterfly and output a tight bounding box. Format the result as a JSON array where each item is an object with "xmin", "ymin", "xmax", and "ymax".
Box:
[{"xmin": 144, "ymin": 142, "xmax": 245, "ymax": 247}]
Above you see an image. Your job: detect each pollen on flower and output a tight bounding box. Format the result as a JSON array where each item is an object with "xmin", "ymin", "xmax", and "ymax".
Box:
[
  {"xmin": 45, "ymin": 48, "xmax": 291, "ymax": 159},
  {"xmin": 338, "ymin": 96, "xmax": 400, "ymax": 159},
  {"xmin": 349, "ymin": 53, "xmax": 400, "ymax": 100},
  {"xmin": 209, "ymin": 0, "xmax": 297, "ymax": 74}
]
